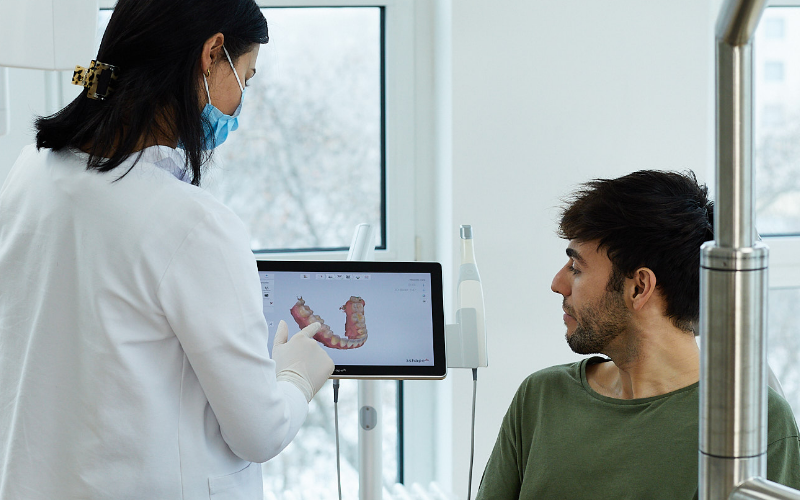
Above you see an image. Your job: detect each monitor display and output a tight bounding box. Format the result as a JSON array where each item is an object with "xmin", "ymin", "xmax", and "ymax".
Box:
[{"xmin": 257, "ymin": 260, "xmax": 446, "ymax": 379}]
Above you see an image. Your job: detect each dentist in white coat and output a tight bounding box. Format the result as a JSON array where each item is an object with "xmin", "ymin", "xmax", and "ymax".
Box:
[{"xmin": 0, "ymin": 1, "xmax": 334, "ymax": 499}]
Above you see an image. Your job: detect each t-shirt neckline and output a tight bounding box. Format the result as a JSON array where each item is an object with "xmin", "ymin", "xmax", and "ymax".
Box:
[{"xmin": 579, "ymin": 356, "xmax": 699, "ymax": 405}]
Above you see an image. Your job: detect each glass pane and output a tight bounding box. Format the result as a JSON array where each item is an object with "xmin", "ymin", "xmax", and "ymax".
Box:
[
  {"xmin": 97, "ymin": 7, "xmax": 384, "ymax": 252},
  {"xmin": 207, "ymin": 7, "xmax": 384, "ymax": 252},
  {"xmin": 768, "ymin": 287, "xmax": 800, "ymax": 421},
  {"xmin": 262, "ymin": 379, "xmax": 398, "ymax": 499},
  {"xmin": 755, "ymin": 8, "xmax": 800, "ymax": 235}
]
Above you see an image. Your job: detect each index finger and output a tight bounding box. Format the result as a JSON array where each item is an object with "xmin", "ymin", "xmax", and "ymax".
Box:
[{"xmin": 299, "ymin": 322, "xmax": 321, "ymax": 338}]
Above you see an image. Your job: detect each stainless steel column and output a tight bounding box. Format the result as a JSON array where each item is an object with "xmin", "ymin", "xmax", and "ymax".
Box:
[
  {"xmin": 358, "ymin": 380, "xmax": 383, "ymax": 500},
  {"xmin": 730, "ymin": 478, "xmax": 800, "ymax": 500},
  {"xmin": 699, "ymin": 244, "xmax": 768, "ymax": 499},
  {"xmin": 701, "ymin": 1, "xmax": 769, "ymax": 499}
]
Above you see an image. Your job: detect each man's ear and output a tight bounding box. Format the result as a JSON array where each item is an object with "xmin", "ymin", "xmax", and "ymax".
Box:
[{"xmin": 627, "ymin": 267, "xmax": 657, "ymax": 311}]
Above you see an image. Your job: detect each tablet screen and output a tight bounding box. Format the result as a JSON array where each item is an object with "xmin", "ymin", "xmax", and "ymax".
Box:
[{"xmin": 257, "ymin": 261, "xmax": 446, "ymax": 379}]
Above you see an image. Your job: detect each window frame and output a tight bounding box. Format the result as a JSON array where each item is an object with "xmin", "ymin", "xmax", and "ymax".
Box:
[
  {"xmin": 250, "ymin": 0, "xmax": 416, "ymax": 261},
  {"xmin": 262, "ymin": 0, "xmax": 416, "ymax": 262},
  {"xmin": 753, "ymin": 3, "xmax": 800, "ymax": 432},
  {"xmin": 98, "ymin": 0, "xmax": 418, "ymax": 262},
  {"xmin": 754, "ymin": 1, "xmax": 800, "ymax": 289}
]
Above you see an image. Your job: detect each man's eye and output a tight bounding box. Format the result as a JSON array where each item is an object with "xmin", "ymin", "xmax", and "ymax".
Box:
[{"xmin": 568, "ymin": 265, "xmax": 580, "ymax": 275}]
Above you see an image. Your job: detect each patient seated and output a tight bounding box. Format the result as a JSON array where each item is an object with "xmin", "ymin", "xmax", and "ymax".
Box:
[{"xmin": 476, "ymin": 171, "xmax": 800, "ymax": 499}]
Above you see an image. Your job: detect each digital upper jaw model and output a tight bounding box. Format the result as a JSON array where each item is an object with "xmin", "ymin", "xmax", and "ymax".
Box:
[{"xmin": 290, "ymin": 296, "xmax": 368, "ymax": 349}]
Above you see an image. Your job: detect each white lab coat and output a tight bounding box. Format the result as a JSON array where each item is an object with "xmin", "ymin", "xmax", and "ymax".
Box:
[{"xmin": 0, "ymin": 145, "xmax": 307, "ymax": 499}]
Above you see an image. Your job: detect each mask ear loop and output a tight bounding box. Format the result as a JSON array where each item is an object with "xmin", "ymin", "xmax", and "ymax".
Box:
[
  {"xmin": 202, "ymin": 73, "xmax": 212, "ymax": 106},
  {"xmin": 222, "ymin": 46, "xmax": 244, "ymax": 92}
]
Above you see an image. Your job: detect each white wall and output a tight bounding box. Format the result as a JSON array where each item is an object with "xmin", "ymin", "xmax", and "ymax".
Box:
[
  {"xmin": 0, "ymin": 69, "xmax": 76, "ymax": 181},
  {"xmin": 442, "ymin": 1, "xmax": 718, "ymax": 498},
  {"xmin": 0, "ymin": 69, "xmax": 44, "ymax": 179}
]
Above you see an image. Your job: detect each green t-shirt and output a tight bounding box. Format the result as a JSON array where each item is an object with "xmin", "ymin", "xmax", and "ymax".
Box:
[{"xmin": 476, "ymin": 357, "xmax": 800, "ymax": 500}]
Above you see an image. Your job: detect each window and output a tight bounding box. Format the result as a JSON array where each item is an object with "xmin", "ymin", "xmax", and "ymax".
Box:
[
  {"xmin": 99, "ymin": 1, "xmax": 418, "ymax": 262},
  {"xmin": 768, "ymin": 288, "xmax": 800, "ymax": 404},
  {"xmin": 756, "ymin": 3, "xmax": 800, "ymax": 422},
  {"xmin": 760, "ymin": 103, "xmax": 786, "ymax": 128},
  {"xmin": 263, "ymin": 379, "xmax": 399, "ymax": 498},
  {"xmin": 765, "ymin": 17, "xmax": 786, "ymax": 39},
  {"xmin": 755, "ymin": 9, "xmax": 800, "ymax": 235},
  {"xmin": 208, "ymin": 7, "xmax": 385, "ymax": 253}
]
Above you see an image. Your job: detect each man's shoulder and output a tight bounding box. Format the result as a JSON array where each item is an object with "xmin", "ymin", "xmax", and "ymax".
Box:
[
  {"xmin": 768, "ymin": 388, "xmax": 800, "ymax": 444},
  {"xmin": 519, "ymin": 357, "xmax": 606, "ymax": 388},
  {"xmin": 522, "ymin": 360, "xmax": 581, "ymax": 383},
  {"xmin": 511, "ymin": 358, "xmax": 590, "ymax": 406}
]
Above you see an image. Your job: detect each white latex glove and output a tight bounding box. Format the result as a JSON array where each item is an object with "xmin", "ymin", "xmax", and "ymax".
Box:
[{"xmin": 272, "ymin": 320, "xmax": 335, "ymax": 402}]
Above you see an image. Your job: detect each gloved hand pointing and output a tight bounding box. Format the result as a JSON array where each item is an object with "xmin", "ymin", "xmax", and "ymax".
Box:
[{"xmin": 272, "ymin": 320, "xmax": 335, "ymax": 402}]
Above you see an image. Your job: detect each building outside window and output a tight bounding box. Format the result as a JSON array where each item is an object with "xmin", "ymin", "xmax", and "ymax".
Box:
[
  {"xmin": 765, "ymin": 17, "xmax": 786, "ymax": 39},
  {"xmin": 764, "ymin": 60, "xmax": 786, "ymax": 81}
]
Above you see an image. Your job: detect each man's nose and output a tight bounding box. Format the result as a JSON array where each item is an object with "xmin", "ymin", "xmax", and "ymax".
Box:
[{"xmin": 551, "ymin": 265, "xmax": 570, "ymax": 296}]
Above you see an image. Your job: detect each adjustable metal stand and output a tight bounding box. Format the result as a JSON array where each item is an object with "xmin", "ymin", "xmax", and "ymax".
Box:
[
  {"xmin": 357, "ymin": 380, "xmax": 382, "ymax": 500},
  {"xmin": 347, "ymin": 224, "xmax": 383, "ymax": 500},
  {"xmin": 347, "ymin": 223, "xmax": 485, "ymax": 499}
]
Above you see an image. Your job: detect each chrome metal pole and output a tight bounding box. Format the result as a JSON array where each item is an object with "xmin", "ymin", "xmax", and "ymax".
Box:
[
  {"xmin": 699, "ymin": 244, "xmax": 768, "ymax": 499},
  {"xmin": 358, "ymin": 380, "xmax": 383, "ymax": 500},
  {"xmin": 701, "ymin": 1, "xmax": 769, "ymax": 499},
  {"xmin": 347, "ymin": 224, "xmax": 383, "ymax": 500},
  {"xmin": 731, "ymin": 478, "xmax": 800, "ymax": 500}
]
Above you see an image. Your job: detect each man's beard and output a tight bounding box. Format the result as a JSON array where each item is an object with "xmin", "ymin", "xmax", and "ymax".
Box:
[{"xmin": 564, "ymin": 289, "xmax": 630, "ymax": 355}]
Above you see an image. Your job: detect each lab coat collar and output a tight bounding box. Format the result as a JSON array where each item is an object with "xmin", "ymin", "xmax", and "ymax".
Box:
[{"xmin": 140, "ymin": 146, "xmax": 191, "ymax": 184}]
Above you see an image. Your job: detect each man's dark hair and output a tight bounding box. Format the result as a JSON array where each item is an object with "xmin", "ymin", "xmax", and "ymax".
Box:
[
  {"xmin": 558, "ymin": 170, "xmax": 714, "ymax": 331},
  {"xmin": 34, "ymin": 0, "xmax": 268, "ymax": 186}
]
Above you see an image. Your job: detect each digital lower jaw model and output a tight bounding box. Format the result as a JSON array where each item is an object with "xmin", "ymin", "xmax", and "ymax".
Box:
[{"xmin": 290, "ymin": 296, "xmax": 368, "ymax": 349}]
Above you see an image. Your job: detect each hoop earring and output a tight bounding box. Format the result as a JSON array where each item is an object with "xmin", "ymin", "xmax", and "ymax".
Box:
[{"xmin": 206, "ymin": 68, "xmax": 211, "ymax": 78}]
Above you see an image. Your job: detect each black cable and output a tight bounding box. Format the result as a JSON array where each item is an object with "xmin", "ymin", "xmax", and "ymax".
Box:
[
  {"xmin": 397, "ymin": 380, "xmax": 404, "ymax": 484},
  {"xmin": 467, "ymin": 368, "xmax": 478, "ymax": 500},
  {"xmin": 333, "ymin": 379, "xmax": 342, "ymax": 500}
]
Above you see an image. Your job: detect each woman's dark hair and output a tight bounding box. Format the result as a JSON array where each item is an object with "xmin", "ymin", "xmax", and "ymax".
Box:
[
  {"xmin": 558, "ymin": 170, "xmax": 714, "ymax": 331},
  {"xmin": 35, "ymin": 0, "xmax": 268, "ymax": 186}
]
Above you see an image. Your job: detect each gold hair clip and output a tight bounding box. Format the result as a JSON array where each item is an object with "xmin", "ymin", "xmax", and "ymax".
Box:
[{"xmin": 72, "ymin": 60, "xmax": 120, "ymax": 100}]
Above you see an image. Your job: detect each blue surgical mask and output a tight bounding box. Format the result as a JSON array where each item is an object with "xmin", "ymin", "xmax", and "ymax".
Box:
[{"xmin": 182, "ymin": 46, "xmax": 246, "ymax": 151}]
